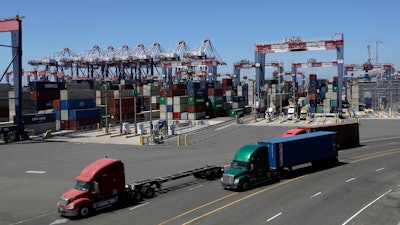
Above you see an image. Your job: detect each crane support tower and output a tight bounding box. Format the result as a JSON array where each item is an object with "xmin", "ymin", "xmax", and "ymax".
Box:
[
  {"xmin": 255, "ymin": 35, "xmax": 344, "ymax": 115},
  {"xmin": 0, "ymin": 15, "xmax": 28, "ymax": 142}
]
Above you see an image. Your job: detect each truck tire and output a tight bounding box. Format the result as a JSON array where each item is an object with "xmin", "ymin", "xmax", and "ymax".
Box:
[
  {"xmin": 132, "ymin": 191, "xmax": 143, "ymax": 203},
  {"xmin": 142, "ymin": 186, "xmax": 155, "ymax": 199},
  {"xmin": 205, "ymin": 169, "xmax": 214, "ymax": 180},
  {"xmin": 212, "ymin": 168, "xmax": 223, "ymax": 179},
  {"xmin": 78, "ymin": 205, "xmax": 90, "ymax": 218},
  {"xmin": 240, "ymin": 181, "xmax": 250, "ymax": 191}
]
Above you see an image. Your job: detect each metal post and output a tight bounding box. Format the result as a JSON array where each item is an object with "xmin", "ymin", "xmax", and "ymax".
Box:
[
  {"xmin": 105, "ymin": 85, "xmax": 108, "ymax": 133},
  {"xmin": 119, "ymin": 84, "xmax": 122, "ymax": 134},
  {"xmin": 134, "ymin": 84, "xmax": 137, "ymax": 135}
]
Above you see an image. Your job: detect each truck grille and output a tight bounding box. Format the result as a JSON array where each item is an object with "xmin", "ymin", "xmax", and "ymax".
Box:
[
  {"xmin": 59, "ymin": 197, "xmax": 68, "ymax": 207},
  {"xmin": 222, "ymin": 174, "xmax": 234, "ymax": 184}
]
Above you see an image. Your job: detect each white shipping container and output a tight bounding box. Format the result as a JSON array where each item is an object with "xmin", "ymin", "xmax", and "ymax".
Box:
[
  {"xmin": 113, "ymin": 89, "xmax": 135, "ymax": 99},
  {"xmin": 181, "ymin": 112, "xmax": 188, "ymax": 120},
  {"xmin": 173, "ymin": 96, "xmax": 188, "ymax": 104},
  {"xmin": 61, "ymin": 110, "xmax": 69, "ymax": 121},
  {"xmin": 167, "ymin": 97, "xmax": 174, "ymax": 105},
  {"xmin": 188, "ymin": 111, "xmax": 206, "ymax": 120},
  {"xmin": 167, "ymin": 112, "xmax": 173, "ymax": 120},
  {"xmin": 225, "ymin": 90, "xmax": 234, "ymax": 96},
  {"xmin": 8, "ymin": 90, "xmax": 30, "ymax": 100},
  {"xmin": 232, "ymin": 102, "xmax": 239, "ymax": 109},
  {"xmin": 173, "ymin": 104, "xmax": 188, "ymax": 112},
  {"xmin": 160, "ymin": 104, "xmax": 167, "ymax": 113},
  {"xmin": 60, "ymin": 89, "xmax": 95, "ymax": 100},
  {"xmin": 364, "ymin": 91, "xmax": 372, "ymax": 98},
  {"xmin": 151, "ymin": 96, "xmax": 160, "ymax": 104}
]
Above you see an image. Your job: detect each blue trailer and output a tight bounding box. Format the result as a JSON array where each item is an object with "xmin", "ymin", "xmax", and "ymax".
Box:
[
  {"xmin": 259, "ymin": 131, "xmax": 338, "ymax": 171},
  {"xmin": 221, "ymin": 131, "xmax": 338, "ymax": 191}
]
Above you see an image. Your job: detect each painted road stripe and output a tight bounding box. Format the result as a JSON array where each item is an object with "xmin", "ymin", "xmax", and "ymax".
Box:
[
  {"xmin": 346, "ymin": 177, "xmax": 356, "ymax": 183},
  {"xmin": 376, "ymin": 168, "xmax": 385, "ymax": 172},
  {"xmin": 9, "ymin": 211, "xmax": 56, "ymax": 225},
  {"xmin": 341, "ymin": 189, "xmax": 392, "ymax": 225},
  {"xmin": 267, "ymin": 212, "xmax": 282, "ymax": 222},
  {"xmin": 189, "ymin": 185, "xmax": 203, "ymax": 191},
  {"xmin": 310, "ymin": 192, "xmax": 322, "ymax": 198},
  {"xmin": 26, "ymin": 171, "xmax": 46, "ymax": 174},
  {"xmin": 49, "ymin": 218, "xmax": 68, "ymax": 224},
  {"xmin": 129, "ymin": 202, "xmax": 150, "ymax": 211}
]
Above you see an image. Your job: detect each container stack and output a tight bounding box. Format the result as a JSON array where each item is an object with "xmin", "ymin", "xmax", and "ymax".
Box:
[
  {"xmin": 21, "ymin": 112, "xmax": 56, "ymax": 134},
  {"xmin": 221, "ymin": 78, "xmax": 233, "ymax": 94},
  {"xmin": 245, "ymin": 80, "xmax": 255, "ymax": 107},
  {"xmin": 326, "ymin": 77, "xmax": 338, "ymax": 113},
  {"xmin": 187, "ymin": 84, "xmax": 207, "ymax": 120},
  {"xmin": 351, "ymin": 85, "xmax": 360, "ymax": 111},
  {"xmin": 0, "ymin": 84, "xmax": 11, "ymax": 121},
  {"xmin": 57, "ymin": 89, "xmax": 100, "ymax": 130},
  {"xmin": 207, "ymin": 88, "xmax": 224, "ymax": 118},
  {"xmin": 308, "ymin": 74, "xmax": 318, "ymax": 113},
  {"xmin": 8, "ymin": 87, "xmax": 31, "ymax": 121},
  {"xmin": 364, "ymin": 91, "xmax": 372, "ymax": 109},
  {"xmin": 173, "ymin": 96, "xmax": 188, "ymax": 120},
  {"xmin": 159, "ymin": 84, "xmax": 187, "ymax": 120},
  {"xmin": 29, "ymin": 81, "xmax": 64, "ymax": 113},
  {"xmin": 108, "ymin": 90, "xmax": 136, "ymax": 125}
]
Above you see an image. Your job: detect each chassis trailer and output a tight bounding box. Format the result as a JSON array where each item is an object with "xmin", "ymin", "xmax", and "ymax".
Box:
[
  {"xmin": 57, "ymin": 158, "xmax": 223, "ymax": 218},
  {"xmin": 221, "ymin": 131, "xmax": 338, "ymax": 191}
]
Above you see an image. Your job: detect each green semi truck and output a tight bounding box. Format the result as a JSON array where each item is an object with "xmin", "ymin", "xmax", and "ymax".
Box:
[{"xmin": 221, "ymin": 131, "xmax": 338, "ymax": 191}]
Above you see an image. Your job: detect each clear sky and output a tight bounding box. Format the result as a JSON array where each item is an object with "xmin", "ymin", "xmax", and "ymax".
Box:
[{"xmin": 0, "ymin": 0, "xmax": 399, "ymax": 81}]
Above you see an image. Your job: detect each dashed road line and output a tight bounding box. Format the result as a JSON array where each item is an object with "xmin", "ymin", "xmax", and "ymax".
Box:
[
  {"xmin": 376, "ymin": 168, "xmax": 385, "ymax": 172},
  {"xmin": 129, "ymin": 202, "xmax": 150, "ymax": 211},
  {"xmin": 346, "ymin": 177, "xmax": 356, "ymax": 183},
  {"xmin": 310, "ymin": 192, "xmax": 322, "ymax": 198},
  {"xmin": 267, "ymin": 212, "xmax": 282, "ymax": 222}
]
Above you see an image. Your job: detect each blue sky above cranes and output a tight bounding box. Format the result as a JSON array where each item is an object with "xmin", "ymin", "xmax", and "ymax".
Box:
[{"xmin": 0, "ymin": 0, "xmax": 399, "ymax": 80}]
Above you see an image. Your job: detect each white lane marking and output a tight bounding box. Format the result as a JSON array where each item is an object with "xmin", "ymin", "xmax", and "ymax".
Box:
[
  {"xmin": 388, "ymin": 142, "xmax": 397, "ymax": 145},
  {"xmin": 215, "ymin": 123, "xmax": 234, "ymax": 131},
  {"xmin": 267, "ymin": 212, "xmax": 282, "ymax": 222},
  {"xmin": 189, "ymin": 185, "xmax": 204, "ymax": 190},
  {"xmin": 310, "ymin": 192, "xmax": 322, "ymax": 198},
  {"xmin": 49, "ymin": 218, "xmax": 68, "ymax": 225},
  {"xmin": 346, "ymin": 177, "xmax": 356, "ymax": 183},
  {"xmin": 26, "ymin": 171, "xmax": 46, "ymax": 174},
  {"xmin": 9, "ymin": 211, "xmax": 56, "ymax": 225},
  {"xmin": 376, "ymin": 168, "xmax": 385, "ymax": 172},
  {"xmin": 341, "ymin": 189, "xmax": 392, "ymax": 225},
  {"xmin": 129, "ymin": 202, "xmax": 150, "ymax": 210},
  {"xmin": 361, "ymin": 136, "xmax": 400, "ymax": 143}
]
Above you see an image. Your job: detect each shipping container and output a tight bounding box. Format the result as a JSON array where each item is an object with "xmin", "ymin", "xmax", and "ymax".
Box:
[
  {"xmin": 60, "ymin": 99, "xmax": 96, "ymax": 110},
  {"xmin": 68, "ymin": 108, "xmax": 102, "ymax": 120}
]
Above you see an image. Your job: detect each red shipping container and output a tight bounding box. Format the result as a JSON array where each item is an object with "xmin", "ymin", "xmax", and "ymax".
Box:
[
  {"xmin": 208, "ymin": 88, "xmax": 223, "ymax": 96},
  {"xmin": 143, "ymin": 96, "xmax": 151, "ymax": 104},
  {"xmin": 109, "ymin": 97, "xmax": 134, "ymax": 107},
  {"xmin": 172, "ymin": 83, "xmax": 187, "ymax": 90},
  {"xmin": 151, "ymin": 103, "xmax": 160, "ymax": 110},
  {"xmin": 53, "ymin": 99, "xmax": 61, "ymax": 110},
  {"xmin": 309, "ymin": 93, "xmax": 317, "ymax": 100},
  {"xmin": 167, "ymin": 89, "xmax": 186, "ymax": 97},
  {"xmin": 68, "ymin": 118, "xmax": 101, "ymax": 130},
  {"xmin": 173, "ymin": 112, "xmax": 181, "ymax": 120},
  {"xmin": 60, "ymin": 120, "xmax": 69, "ymax": 130},
  {"xmin": 0, "ymin": 108, "xmax": 9, "ymax": 117},
  {"xmin": 188, "ymin": 104, "xmax": 206, "ymax": 113},
  {"xmin": 30, "ymin": 89, "xmax": 60, "ymax": 101}
]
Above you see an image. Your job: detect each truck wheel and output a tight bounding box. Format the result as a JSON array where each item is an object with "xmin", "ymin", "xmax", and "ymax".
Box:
[
  {"xmin": 241, "ymin": 181, "xmax": 250, "ymax": 191},
  {"xmin": 132, "ymin": 191, "xmax": 143, "ymax": 203},
  {"xmin": 78, "ymin": 205, "xmax": 90, "ymax": 218},
  {"xmin": 142, "ymin": 186, "xmax": 155, "ymax": 199},
  {"xmin": 205, "ymin": 170, "xmax": 214, "ymax": 180}
]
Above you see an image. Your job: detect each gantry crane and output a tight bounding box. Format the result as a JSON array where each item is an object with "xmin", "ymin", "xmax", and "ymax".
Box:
[{"xmin": 255, "ymin": 35, "xmax": 344, "ymax": 115}]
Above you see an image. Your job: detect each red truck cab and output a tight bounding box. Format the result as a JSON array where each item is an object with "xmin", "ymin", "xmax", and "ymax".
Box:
[
  {"xmin": 282, "ymin": 128, "xmax": 307, "ymax": 137},
  {"xmin": 57, "ymin": 158, "xmax": 126, "ymax": 217}
]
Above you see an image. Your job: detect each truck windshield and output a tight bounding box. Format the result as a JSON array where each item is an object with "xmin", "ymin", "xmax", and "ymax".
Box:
[
  {"xmin": 231, "ymin": 160, "xmax": 249, "ymax": 170},
  {"xmin": 75, "ymin": 181, "xmax": 91, "ymax": 191}
]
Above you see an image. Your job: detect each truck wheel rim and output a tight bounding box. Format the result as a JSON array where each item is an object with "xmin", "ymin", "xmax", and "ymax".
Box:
[{"xmin": 80, "ymin": 207, "xmax": 89, "ymax": 217}]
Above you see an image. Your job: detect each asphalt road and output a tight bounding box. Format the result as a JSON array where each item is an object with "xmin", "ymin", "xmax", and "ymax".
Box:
[{"xmin": 0, "ymin": 119, "xmax": 399, "ymax": 225}]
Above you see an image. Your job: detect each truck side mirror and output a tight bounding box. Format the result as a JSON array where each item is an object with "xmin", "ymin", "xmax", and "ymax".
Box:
[
  {"xmin": 93, "ymin": 181, "xmax": 99, "ymax": 193},
  {"xmin": 250, "ymin": 164, "xmax": 254, "ymax": 171}
]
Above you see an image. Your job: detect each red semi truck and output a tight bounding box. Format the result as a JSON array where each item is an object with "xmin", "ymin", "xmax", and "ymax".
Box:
[{"xmin": 57, "ymin": 157, "xmax": 223, "ymax": 218}]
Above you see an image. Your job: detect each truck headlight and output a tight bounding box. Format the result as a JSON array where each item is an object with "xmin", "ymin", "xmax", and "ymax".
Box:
[
  {"xmin": 234, "ymin": 179, "xmax": 240, "ymax": 184},
  {"xmin": 66, "ymin": 204, "xmax": 76, "ymax": 210}
]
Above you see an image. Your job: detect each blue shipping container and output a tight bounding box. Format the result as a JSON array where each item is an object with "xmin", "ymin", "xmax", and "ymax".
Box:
[
  {"xmin": 69, "ymin": 108, "xmax": 102, "ymax": 120},
  {"xmin": 55, "ymin": 110, "xmax": 61, "ymax": 120},
  {"xmin": 167, "ymin": 105, "xmax": 174, "ymax": 112},
  {"xmin": 18, "ymin": 112, "xmax": 56, "ymax": 125},
  {"xmin": 187, "ymin": 82, "xmax": 202, "ymax": 90},
  {"xmin": 188, "ymin": 89, "xmax": 207, "ymax": 98},
  {"xmin": 60, "ymin": 99, "xmax": 96, "ymax": 110},
  {"xmin": 364, "ymin": 98, "xmax": 372, "ymax": 104},
  {"xmin": 259, "ymin": 131, "xmax": 337, "ymax": 169}
]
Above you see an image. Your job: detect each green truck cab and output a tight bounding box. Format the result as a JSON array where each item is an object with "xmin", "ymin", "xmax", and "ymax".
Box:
[{"xmin": 221, "ymin": 144, "xmax": 278, "ymax": 191}]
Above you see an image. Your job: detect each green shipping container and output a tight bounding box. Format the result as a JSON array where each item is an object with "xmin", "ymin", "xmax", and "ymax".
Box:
[
  {"xmin": 208, "ymin": 95, "xmax": 224, "ymax": 103},
  {"xmin": 160, "ymin": 97, "xmax": 166, "ymax": 105},
  {"xmin": 333, "ymin": 86, "xmax": 338, "ymax": 92},
  {"xmin": 209, "ymin": 102, "xmax": 224, "ymax": 110},
  {"xmin": 330, "ymin": 99, "xmax": 338, "ymax": 107},
  {"xmin": 230, "ymin": 108, "xmax": 244, "ymax": 118},
  {"xmin": 188, "ymin": 97, "xmax": 206, "ymax": 106}
]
